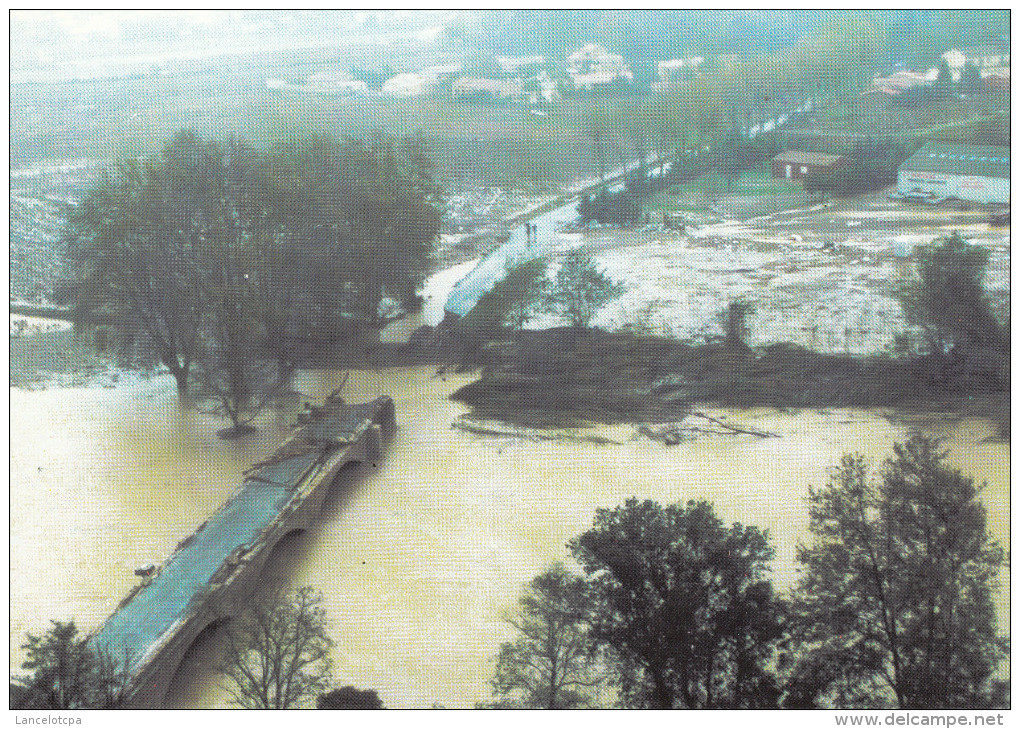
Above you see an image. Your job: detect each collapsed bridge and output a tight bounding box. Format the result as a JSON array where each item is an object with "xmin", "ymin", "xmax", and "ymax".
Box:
[{"xmin": 88, "ymin": 393, "xmax": 396, "ymax": 708}]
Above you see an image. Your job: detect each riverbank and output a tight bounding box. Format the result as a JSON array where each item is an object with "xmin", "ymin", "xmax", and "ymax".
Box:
[{"xmin": 442, "ymin": 327, "xmax": 1010, "ymax": 439}]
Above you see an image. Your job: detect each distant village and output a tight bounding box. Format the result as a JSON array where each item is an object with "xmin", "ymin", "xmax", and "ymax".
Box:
[
  {"xmin": 265, "ymin": 43, "xmax": 1010, "ymax": 207},
  {"xmin": 266, "ymin": 43, "xmax": 1009, "ymax": 103}
]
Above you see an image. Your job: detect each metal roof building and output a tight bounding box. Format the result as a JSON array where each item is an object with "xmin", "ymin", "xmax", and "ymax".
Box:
[{"xmin": 898, "ymin": 143, "xmax": 1010, "ymax": 203}]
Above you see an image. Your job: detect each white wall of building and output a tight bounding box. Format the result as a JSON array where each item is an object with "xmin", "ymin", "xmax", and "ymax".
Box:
[{"xmin": 897, "ymin": 170, "xmax": 1010, "ymax": 203}]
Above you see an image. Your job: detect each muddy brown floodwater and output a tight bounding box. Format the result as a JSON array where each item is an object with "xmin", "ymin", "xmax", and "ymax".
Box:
[{"xmin": 9, "ymin": 367, "xmax": 1009, "ymax": 709}]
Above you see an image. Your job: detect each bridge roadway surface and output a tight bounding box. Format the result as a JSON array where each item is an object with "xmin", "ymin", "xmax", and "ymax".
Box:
[{"xmin": 87, "ymin": 395, "xmax": 395, "ymax": 706}]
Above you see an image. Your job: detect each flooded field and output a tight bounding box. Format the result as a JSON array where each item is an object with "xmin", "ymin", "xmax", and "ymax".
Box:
[{"xmin": 9, "ymin": 368, "xmax": 1009, "ymax": 708}]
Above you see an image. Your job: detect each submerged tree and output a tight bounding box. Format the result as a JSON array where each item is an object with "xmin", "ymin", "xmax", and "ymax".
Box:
[
  {"xmin": 482, "ymin": 563, "xmax": 605, "ymax": 709},
  {"xmin": 66, "ymin": 131, "xmax": 214, "ymax": 395},
  {"xmin": 570, "ymin": 499, "xmax": 786, "ymax": 709},
  {"xmin": 791, "ymin": 437, "xmax": 1006, "ymax": 708},
  {"xmin": 68, "ymin": 129, "xmax": 442, "ymax": 429},
  {"xmin": 219, "ymin": 586, "xmax": 334, "ymax": 709}
]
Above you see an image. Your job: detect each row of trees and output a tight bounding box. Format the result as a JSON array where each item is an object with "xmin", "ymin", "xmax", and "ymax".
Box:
[
  {"xmin": 458, "ymin": 250, "xmax": 623, "ymax": 340},
  {"xmin": 630, "ymin": 12, "xmax": 887, "ymax": 175},
  {"xmin": 66, "ymin": 129, "xmax": 441, "ymax": 432},
  {"xmin": 483, "ymin": 437, "xmax": 1008, "ymax": 709}
]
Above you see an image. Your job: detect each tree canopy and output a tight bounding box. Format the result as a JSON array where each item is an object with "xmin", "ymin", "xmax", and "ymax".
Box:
[
  {"xmin": 12, "ymin": 621, "xmax": 129, "ymax": 709},
  {"xmin": 901, "ymin": 232, "xmax": 1005, "ymax": 354},
  {"xmin": 791, "ymin": 437, "xmax": 1006, "ymax": 708},
  {"xmin": 569, "ymin": 498, "xmax": 786, "ymax": 708},
  {"xmin": 548, "ymin": 250, "xmax": 623, "ymax": 329},
  {"xmin": 68, "ymin": 129, "xmax": 441, "ymax": 426}
]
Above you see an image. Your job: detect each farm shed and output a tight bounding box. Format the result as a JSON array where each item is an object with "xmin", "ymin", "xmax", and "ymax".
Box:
[{"xmin": 771, "ymin": 151, "xmax": 845, "ymax": 180}]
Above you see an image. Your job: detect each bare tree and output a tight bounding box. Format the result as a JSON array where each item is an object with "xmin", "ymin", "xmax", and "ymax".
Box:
[
  {"xmin": 481, "ymin": 563, "xmax": 606, "ymax": 709},
  {"xmin": 219, "ymin": 586, "xmax": 334, "ymax": 709}
]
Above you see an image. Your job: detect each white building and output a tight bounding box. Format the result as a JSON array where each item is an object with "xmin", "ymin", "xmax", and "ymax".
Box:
[
  {"xmin": 897, "ymin": 143, "xmax": 1009, "ymax": 204},
  {"xmin": 567, "ymin": 44, "xmax": 632, "ymax": 89},
  {"xmin": 943, "ymin": 46, "xmax": 1010, "ymax": 71},
  {"xmin": 657, "ymin": 57, "xmax": 704, "ymax": 84},
  {"xmin": 380, "ymin": 73, "xmax": 427, "ymax": 97}
]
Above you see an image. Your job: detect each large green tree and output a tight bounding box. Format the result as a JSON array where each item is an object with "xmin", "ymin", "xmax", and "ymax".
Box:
[
  {"xmin": 69, "ymin": 130, "xmax": 441, "ymax": 424},
  {"xmin": 569, "ymin": 499, "xmax": 786, "ymax": 709},
  {"xmin": 336, "ymin": 132, "xmax": 442, "ymax": 324},
  {"xmin": 790, "ymin": 437, "xmax": 1006, "ymax": 708}
]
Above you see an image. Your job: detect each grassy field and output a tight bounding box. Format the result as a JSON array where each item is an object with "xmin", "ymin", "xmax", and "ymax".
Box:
[
  {"xmin": 12, "ymin": 72, "xmax": 650, "ymax": 188},
  {"xmin": 645, "ymin": 169, "xmax": 814, "ymax": 220},
  {"xmin": 782, "ymin": 93, "xmax": 1009, "ymax": 151},
  {"xmin": 9, "ymin": 327, "xmax": 111, "ymax": 388}
]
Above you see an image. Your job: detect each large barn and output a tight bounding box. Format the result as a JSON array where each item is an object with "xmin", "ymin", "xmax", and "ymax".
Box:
[{"xmin": 897, "ymin": 143, "xmax": 1010, "ymax": 203}]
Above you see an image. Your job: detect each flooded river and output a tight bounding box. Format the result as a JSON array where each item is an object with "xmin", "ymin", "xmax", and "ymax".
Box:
[{"xmin": 9, "ymin": 369, "xmax": 1009, "ymax": 708}]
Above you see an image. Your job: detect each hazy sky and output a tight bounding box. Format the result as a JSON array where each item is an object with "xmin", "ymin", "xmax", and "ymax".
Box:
[{"xmin": 10, "ymin": 10, "xmax": 452, "ymax": 80}]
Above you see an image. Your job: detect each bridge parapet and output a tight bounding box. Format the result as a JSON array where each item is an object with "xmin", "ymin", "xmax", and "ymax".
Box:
[{"xmin": 87, "ymin": 394, "xmax": 395, "ymax": 708}]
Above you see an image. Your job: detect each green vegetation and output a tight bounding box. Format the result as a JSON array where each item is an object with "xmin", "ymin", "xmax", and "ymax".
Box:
[
  {"xmin": 483, "ymin": 439, "xmax": 1008, "ymax": 709},
  {"xmin": 455, "ymin": 258, "xmax": 548, "ymax": 343},
  {"xmin": 898, "ymin": 233, "xmax": 1009, "ymax": 401},
  {"xmin": 785, "ymin": 94, "xmax": 1009, "ymax": 152},
  {"xmin": 67, "ymin": 129, "xmax": 440, "ymax": 431},
  {"xmin": 449, "ymin": 328, "xmax": 923, "ymax": 428},
  {"xmin": 790, "ymin": 437, "xmax": 1007, "ymax": 708},
  {"xmin": 578, "ymin": 189, "xmax": 642, "ymax": 226},
  {"xmin": 11, "ymin": 79, "xmax": 649, "ymax": 188},
  {"xmin": 9, "ymin": 328, "xmax": 113, "ymax": 389},
  {"xmin": 646, "ymin": 169, "xmax": 811, "ymax": 220},
  {"xmin": 10, "ymin": 621, "xmax": 129, "ymax": 709},
  {"xmin": 901, "ymin": 232, "xmax": 1007, "ymax": 355},
  {"xmin": 571, "ymin": 499, "xmax": 786, "ymax": 708},
  {"xmin": 547, "ymin": 251, "xmax": 623, "ymax": 329},
  {"xmin": 450, "ymin": 232, "xmax": 1007, "ymax": 429}
]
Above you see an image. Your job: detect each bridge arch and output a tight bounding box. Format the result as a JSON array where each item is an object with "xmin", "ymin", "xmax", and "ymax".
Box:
[{"xmin": 160, "ymin": 615, "xmax": 231, "ymax": 708}]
